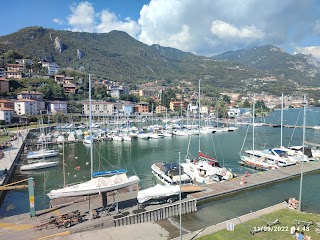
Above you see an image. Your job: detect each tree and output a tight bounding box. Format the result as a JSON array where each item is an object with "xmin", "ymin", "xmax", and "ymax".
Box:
[
  {"xmin": 242, "ymin": 99, "xmax": 251, "ymax": 108},
  {"xmin": 222, "ymin": 95, "xmax": 231, "ymax": 104}
]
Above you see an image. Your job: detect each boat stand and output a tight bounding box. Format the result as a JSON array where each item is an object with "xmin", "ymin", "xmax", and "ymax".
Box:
[{"xmin": 101, "ymin": 190, "xmax": 119, "ymax": 215}]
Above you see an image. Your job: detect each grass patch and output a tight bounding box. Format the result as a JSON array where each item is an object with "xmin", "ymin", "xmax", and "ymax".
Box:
[{"xmin": 198, "ymin": 209, "xmax": 319, "ymax": 240}]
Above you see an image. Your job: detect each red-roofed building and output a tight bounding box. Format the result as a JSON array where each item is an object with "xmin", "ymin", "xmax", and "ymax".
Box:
[{"xmin": 0, "ymin": 99, "xmax": 14, "ymax": 109}]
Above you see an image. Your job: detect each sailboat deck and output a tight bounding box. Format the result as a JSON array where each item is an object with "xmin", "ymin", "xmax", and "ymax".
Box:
[{"xmin": 188, "ymin": 160, "xmax": 320, "ymax": 201}]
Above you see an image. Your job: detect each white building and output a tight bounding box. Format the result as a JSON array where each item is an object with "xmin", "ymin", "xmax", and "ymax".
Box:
[
  {"xmin": 0, "ymin": 108, "xmax": 15, "ymax": 124},
  {"xmin": 83, "ymin": 101, "xmax": 114, "ymax": 116},
  {"xmin": 14, "ymin": 99, "xmax": 45, "ymax": 116},
  {"xmin": 48, "ymin": 101, "xmax": 68, "ymax": 114},
  {"xmin": 227, "ymin": 108, "xmax": 241, "ymax": 118},
  {"xmin": 47, "ymin": 63, "xmax": 60, "ymax": 75}
]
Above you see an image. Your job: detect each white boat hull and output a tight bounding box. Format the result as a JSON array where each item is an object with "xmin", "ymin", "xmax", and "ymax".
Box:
[
  {"xmin": 20, "ymin": 161, "xmax": 58, "ymax": 171},
  {"xmin": 47, "ymin": 174, "xmax": 140, "ymax": 199}
]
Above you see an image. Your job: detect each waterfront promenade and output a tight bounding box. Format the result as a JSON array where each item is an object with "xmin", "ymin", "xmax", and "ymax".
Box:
[{"xmin": 0, "ymin": 129, "xmax": 27, "ymax": 187}]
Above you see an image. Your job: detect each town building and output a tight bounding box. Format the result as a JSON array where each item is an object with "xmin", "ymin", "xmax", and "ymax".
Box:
[
  {"xmin": 47, "ymin": 101, "xmax": 68, "ymax": 114},
  {"xmin": 134, "ymin": 102, "xmax": 149, "ymax": 114},
  {"xmin": 14, "ymin": 99, "xmax": 45, "ymax": 116},
  {"xmin": 0, "ymin": 99, "xmax": 14, "ymax": 109},
  {"xmin": 82, "ymin": 101, "xmax": 114, "ymax": 117},
  {"xmin": 0, "ymin": 108, "xmax": 15, "ymax": 124},
  {"xmin": 155, "ymin": 105, "xmax": 167, "ymax": 114},
  {"xmin": 17, "ymin": 91, "xmax": 44, "ymax": 101}
]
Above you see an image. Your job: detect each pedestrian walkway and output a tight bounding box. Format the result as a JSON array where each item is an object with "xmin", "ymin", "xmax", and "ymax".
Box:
[{"xmin": 0, "ymin": 129, "xmax": 27, "ymax": 185}]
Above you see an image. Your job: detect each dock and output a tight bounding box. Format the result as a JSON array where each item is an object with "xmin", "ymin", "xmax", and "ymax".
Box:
[{"xmin": 188, "ymin": 160, "xmax": 320, "ymax": 201}]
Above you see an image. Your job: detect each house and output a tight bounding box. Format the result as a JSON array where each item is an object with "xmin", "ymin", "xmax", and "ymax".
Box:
[
  {"xmin": 134, "ymin": 102, "xmax": 149, "ymax": 114},
  {"xmin": 17, "ymin": 91, "xmax": 44, "ymax": 101},
  {"xmin": 227, "ymin": 108, "xmax": 241, "ymax": 118},
  {"xmin": 5, "ymin": 71, "xmax": 22, "ymax": 79},
  {"xmin": 15, "ymin": 59, "xmax": 33, "ymax": 66},
  {"xmin": 47, "ymin": 62, "xmax": 59, "ymax": 75},
  {"xmin": 14, "ymin": 99, "xmax": 45, "ymax": 116},
  {"xmin": 155, "ymin": 105, "xmax": 167, "ymax": 114},
  {"xmin": 48, "ymin": 101, "xmax": 68, "ymax": 114},
  {"xmin": 0, "ymin": 108, "xmax": 15, "ymax": 124},
  {"xmin": 7, "ymin": 63, "xmax": 24, "ymax": 72},
  {"xmin": 63, "ymin": 83, "xmax": 76, "ymax": 93},
  {"xmin": 82, "ymin": 101, "xmax": 114, "ymax": 116},
  {"xmin": 120, "ymin": 102, "xmax": 134, "ymax": 116},
  {"xmin": 169, "ymin": 100, "xmax": 186, "ymax": 112},
  {"xmin": 0, "ymin": 78, "xmax": 9, "ymax": 93},
  {"xmin": 0, "ymin": 99, "xmax": 14, "ymax": 109},
  {"xmin": 54, "ymin": 75, "xmax": 65, "ymax": 84},
  {"xmin": 64, "ymin": 76, "xmax": 74, "ymax": 84}
]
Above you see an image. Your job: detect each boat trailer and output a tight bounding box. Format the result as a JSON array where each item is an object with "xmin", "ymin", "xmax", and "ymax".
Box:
[{"xmin": 35, "ymin": 210, "xmax": 86, "ymax": 230}]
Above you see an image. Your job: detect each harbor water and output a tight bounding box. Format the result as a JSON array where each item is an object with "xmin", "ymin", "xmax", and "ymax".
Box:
[{"xmin": 1, "ymin": 108, "xmax": 320, "ymax": 232}]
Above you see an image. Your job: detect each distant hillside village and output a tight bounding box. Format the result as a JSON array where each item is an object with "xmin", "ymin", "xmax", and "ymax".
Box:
[{"xmin": 0, "ymin": 57, "xmax": 312, "ymax": 125}]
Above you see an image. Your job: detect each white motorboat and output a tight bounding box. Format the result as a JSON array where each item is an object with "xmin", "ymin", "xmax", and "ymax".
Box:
[
  {"xmin": 137, "ymin": 184, "xmax": 180, "ymax": 205},
  {"xmin": 27, "ymin": 149, "xmax": 59, "ymax": 159},
  {"xmin": 181, "ymin": 153, "xmax": 234, "ymax": 184},
  {"xmin": 47, "ymin": 173, "xmax": 139, "ymax": 199},
  {"xmin": 239, "ymin": 155, "xmax": 279, "ymax": 170},
  {"xmin": 20, "ymin": 161, "xmax": 58, "ymax": 171},
  {"xmin": 151, "ymin": 162, "xmax": 192, "ymax": 185},
  {"xmin": 245, "ymin": 148, "xmax": 297, "ymax": 167}
]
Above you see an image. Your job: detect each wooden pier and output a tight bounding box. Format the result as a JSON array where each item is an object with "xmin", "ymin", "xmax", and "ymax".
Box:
[{"xmin": 188, "ymin": 160, "xmax": 320, "ymax": 202}]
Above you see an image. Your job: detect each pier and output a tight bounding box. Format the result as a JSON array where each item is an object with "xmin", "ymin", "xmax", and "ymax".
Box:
[{"xmin": 188, "ymin": 160, "xmax": 320, "ymax": 201}]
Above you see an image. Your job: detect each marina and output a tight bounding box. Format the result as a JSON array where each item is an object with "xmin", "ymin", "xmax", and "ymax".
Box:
[{"xmin": 0, "ymin": 107, "xmax": 320, "ymax": 239}]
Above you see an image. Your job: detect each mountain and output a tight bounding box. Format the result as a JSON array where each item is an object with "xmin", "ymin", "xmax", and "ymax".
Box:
[
  {"xmin": 0, "ymin": 27, "xmax": 319, "ymax": 98},
  {"xmin": 212, "ymin": 45, "xmax": 320, "ymax": 88}
]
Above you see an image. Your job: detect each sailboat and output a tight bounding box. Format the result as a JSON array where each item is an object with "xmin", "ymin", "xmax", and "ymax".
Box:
[
  {"xmin": 47, "ymin": 74, "xmax": 140, "ymax": 200},
  {"xmin": 239, "ymin": 94, "xmax": 280, "ymax": 170},
  {"xmin": 180, "ymin": 79, "xmax": 235, "ymax": 184},
  {"xmin": 242, "ymin": 94, "xmax": 296, "ymax": 167}
]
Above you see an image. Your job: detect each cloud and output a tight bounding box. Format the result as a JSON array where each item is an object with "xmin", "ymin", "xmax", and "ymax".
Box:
[
  {"xmin": 62, "ymin": 0, "xmax": 319, "ymax": 56},
  {"xmin": 67, "ymin": 1, "xmax": 95, "ymax": 32},
  {"xmin": 210, "ymin": 20, "xmax": 265, "ymax": 40},
  {"xmin": 295, "ymin": 46, "xmax": 320, "ymax": 59},
  {"xmin": 314, "ymin": 20, "xmax": 320, "ymax": 35},
  {"xmin": 53, "ymin": 18, "xmax": 64, "ymax": 25},
  {"xmin": 96, "ymin": 10, "xmax": 140, "ymax": 37}
]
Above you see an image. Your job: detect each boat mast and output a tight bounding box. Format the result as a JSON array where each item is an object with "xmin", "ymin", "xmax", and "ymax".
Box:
[
  {"xmin": 198, "ymin": 79, "xmax": 201, "ymax": 153},
  {"xmin": 89, "ymin": 74, "xmax": 93, "ymax": 179},
  {"xmin": 252, "ymin": 94, "xmax": 255, "ymax": 155},
  {"xmin": 298, "ymin": 94, "xmax": 306, "ymax": 211},
  {"xmin": 280, "ymin": 93, "xmax": 284, "ymax": 147}
]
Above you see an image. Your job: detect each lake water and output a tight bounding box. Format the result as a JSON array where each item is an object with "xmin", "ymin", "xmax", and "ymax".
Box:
[{"xmin": 1, "ymin": 108, "xmax": 320, "ymax": 232}]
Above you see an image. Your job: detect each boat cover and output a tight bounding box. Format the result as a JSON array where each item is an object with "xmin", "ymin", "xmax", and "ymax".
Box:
[{"xmin": 137, "ymin": 184, "xmax": 180, "ymax": 204}]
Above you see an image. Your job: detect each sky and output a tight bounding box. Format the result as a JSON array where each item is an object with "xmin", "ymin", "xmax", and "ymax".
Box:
[{"xmin": 2, "ymin": 0, "xmax": 320, "ymax": 59}]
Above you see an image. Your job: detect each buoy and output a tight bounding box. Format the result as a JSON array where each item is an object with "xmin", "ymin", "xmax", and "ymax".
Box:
[
  {"xmin": 75, "ymin": 157, "xmax": 78, "ymax": 159},
  {"xmin": 86, "ymin": 162, "xmax": 90, "ymax": 165},
  {"xmin": 74, "ymin": 175, "xmax": 76, "ymax": 177},
  {"xmin": 75, "ymin": 166, "xmax": 80, "ymax": 170}
]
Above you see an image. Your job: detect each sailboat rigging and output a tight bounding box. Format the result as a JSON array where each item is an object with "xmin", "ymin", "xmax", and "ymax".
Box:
[
  {"xmin": 47, "ymin": 74, "xmax": 140, "ymax": 199},
  {"xmin": 181, "ymin": 79, "xmax": 234, "ymax": 184}
]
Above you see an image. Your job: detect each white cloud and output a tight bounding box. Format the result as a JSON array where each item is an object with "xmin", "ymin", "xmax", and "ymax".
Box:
[
  {"xmin": 295, "ymin": 46, "xmax": 320, "ymax": 59},
  {"xmin": 210, "ymin": 20, "xmax": 265, "ymax": 40},
  {"xmin": 53, "ymin": 18, "xmax": 64, "ymax": 25},
  {"xmin": 62, "ymin": 0, "xmax": 318, "ymax": 56},
  {"xmin": 67, "ymin": 1, "xmax": 95, "ymax": 32},
  {"xmin": 96, "ymin": 10, "xmax": 140, "ymax": 37},
  {"xmin": 314, "ymin": 20, "xmax": 320, "ymax": 35}
]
